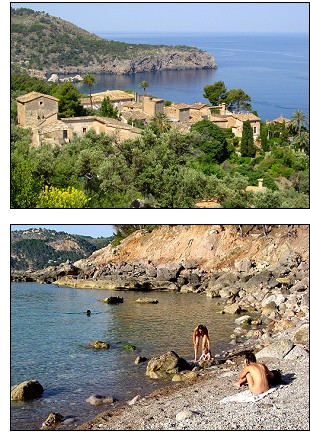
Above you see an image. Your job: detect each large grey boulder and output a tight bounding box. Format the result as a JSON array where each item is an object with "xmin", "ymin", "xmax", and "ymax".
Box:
[
  {"xmin": 292, "ymin": 324, "xmax": 309, "ymax": 347},
  {"xmin": 255, "ymin": 339, "xmax": 294, "ymax": 359},
  {"xmin": 283, "ymin": 345, "xmax": 309, "ymax": 360},
  {"xmin": 156, "ymin": 263, "xmax": 183, "ymax": 281},
  {"xmin": 11, "ymin": 380, "xmax": 44, "ymax": 401}
]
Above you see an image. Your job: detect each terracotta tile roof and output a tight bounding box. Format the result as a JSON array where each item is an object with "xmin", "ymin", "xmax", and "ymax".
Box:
[
  {"xmin": 38, "ymin": 121, "xmax": 68, "ymax": 132},
  {"xmin": 16, "ymin": 91, "xmax": 59, "ymax": 103},
  {"xmin": 230, "ymin": 112, "xmax": 260, "ymax": 122},
  {"xmin": 121, "ymin": 110, "xmax": 150, "ymax": 121},
  {"xmin": 189, "ymin": 103, "xmax": 210, "ymax": 110},
  {"xmin": 123, "ymin": 102, "xmax": 143, "ymax": 110},
  {"xmin": 272, "ymin": 115, "xmax": 291, "ymax": 124},
  {"xmin": 61, "ymin": 116, "xmax": 141, "ymax": 133},
  {"xmin": 80, "ymin": 90, "xmax": 135, "ymax": 104},
  {"xmin": 209, "ymin": 115, "xmax": 228, "ymax": 122},
  {"xmin": 172, "ymin": 103, "xmax": 190, "ymax": 110}
]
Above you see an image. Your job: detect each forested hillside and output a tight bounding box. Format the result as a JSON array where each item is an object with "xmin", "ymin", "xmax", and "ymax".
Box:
[
  {"xmin": 11, "ymin": 228, "xmax": 113, "ymax": 270},
  {"xmin": 11, "ymin": 7, "xmax": 215, "ymax": 75}
]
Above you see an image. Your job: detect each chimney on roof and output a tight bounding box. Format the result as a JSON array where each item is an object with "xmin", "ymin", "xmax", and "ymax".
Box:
[{"xmin": 258, "ymin": 178, "xmax": 264, "ymax": 188}]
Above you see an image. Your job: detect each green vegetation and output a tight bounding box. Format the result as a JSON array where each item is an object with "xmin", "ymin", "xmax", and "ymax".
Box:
[
  {"xmin": 241, "ymin": 120, "xmax": 255, "ymax": 157},
  {"xmin": 11, "ymin": 228, "xmax": 114, "ymax": 270},
  {"xmin": 11, "ymin": 72, "xmax": 309, "ymax": 209},
  {"xmin": 203, "ymin": 81, "xmax": 252, "ymax": 112}
]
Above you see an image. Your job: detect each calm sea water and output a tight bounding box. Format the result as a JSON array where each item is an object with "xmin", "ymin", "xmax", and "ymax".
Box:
[
  {"xmin": 77, "ymin": 32, "xmax": 309, "ymax": 121},
  {"xmin": 11, "ymin": 282, "xmax": 243, "ymax": 430}
]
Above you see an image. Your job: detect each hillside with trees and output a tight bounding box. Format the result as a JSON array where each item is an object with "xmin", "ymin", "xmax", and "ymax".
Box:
[
  {"xmin": 11, "ymin": 7, "xmax": 216, "ymax": 75},
  {"xmin": 11, "ymin": 228, "xmax": 113, "ymax": 270}
]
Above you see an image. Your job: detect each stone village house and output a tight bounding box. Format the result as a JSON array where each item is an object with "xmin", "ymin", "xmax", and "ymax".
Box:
[
  {"xmin": 16, "ymin": 91, "xmax": 142, "ymax": 147},
  {"xmin": 16, "ymin": 90, "xmax": 261, "ymax": 147}
]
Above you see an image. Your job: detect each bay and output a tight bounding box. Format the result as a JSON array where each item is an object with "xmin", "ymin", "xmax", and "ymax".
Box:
[
  {"xmin": 11, "ymin": 281, "xmax": 243, "ymax": 430},
  {"xmin": 77, "ymin": 32, "xmax": 309, "ymax": 121}
]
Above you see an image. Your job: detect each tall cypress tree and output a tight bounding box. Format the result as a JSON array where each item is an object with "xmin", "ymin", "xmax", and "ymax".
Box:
[
  {"xmin": 241, "ymin": 120, "xmax": 256, "ymax": 157},
  {"xmin": 260, "ymin": 121, "xmax": 268, "ymax": 151}
]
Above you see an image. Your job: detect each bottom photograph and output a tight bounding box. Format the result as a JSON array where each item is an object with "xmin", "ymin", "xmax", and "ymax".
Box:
[{"xmin": 10, "ymin": 224, "xmax": 309, "ymax": 431}]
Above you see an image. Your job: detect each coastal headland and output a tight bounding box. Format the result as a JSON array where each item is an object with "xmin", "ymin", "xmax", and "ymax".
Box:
[{"xmin": 11, "ymin": 8, "xmax": 216, "ymax": 77}]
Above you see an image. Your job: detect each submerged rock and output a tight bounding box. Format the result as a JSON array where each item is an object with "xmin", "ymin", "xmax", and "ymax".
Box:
[
  {"xmin": 11, "ymin": 380, "xmax": 44, "ymax": 401},
  {"xmin": 89, "ymin": 340, "xmax": 110, "ymax": 349},
  {"xmin": 86, "ymin": 394, "xmax": 114, "ymax": 406},
  {"xmin": 101, "ymin": 296, "xmax": 124, "ymax": 304}
]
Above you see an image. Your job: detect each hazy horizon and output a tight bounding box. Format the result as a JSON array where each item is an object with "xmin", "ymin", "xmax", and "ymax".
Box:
[{"xmin": 11, "ymin": 2, "xmax": 309, "ymax": 34}]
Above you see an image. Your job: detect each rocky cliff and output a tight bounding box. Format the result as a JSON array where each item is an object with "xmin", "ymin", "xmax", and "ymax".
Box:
[
  {"xmin": 11, "ymin": 8, "xmax": 216, "ymax": 76},
  {"xmin": 74, "ymin": 224, "xmax": 308, "ymax": 272}
]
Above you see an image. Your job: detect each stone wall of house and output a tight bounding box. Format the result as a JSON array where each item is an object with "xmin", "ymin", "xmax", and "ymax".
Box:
[
  {"xmin": 143, "ymin": 96, "xmax": 164, "ymax": 116},
  {"xmin": 17, "ymin": 97, "xmax": 58, "ymax": 128}
]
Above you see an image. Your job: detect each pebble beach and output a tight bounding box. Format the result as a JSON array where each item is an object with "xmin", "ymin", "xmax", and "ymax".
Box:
[{"xmin": 75, "ymin": 354, "xmax": 309, "ymax": 433}]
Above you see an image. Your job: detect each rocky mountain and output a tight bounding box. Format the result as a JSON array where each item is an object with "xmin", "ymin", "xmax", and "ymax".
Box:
[
  {"xmin": 11, "ymin": 7, "xmax": 216, "ymax": 76},
  {"xmin": 11, "ymin": 228, "xmax": 113, "ymax": 271}
]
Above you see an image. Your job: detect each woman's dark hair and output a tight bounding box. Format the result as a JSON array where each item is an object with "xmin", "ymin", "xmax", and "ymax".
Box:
[
  {"xmin": 245, "ymin": 352, "xmax": 257, "ymax": 363},
  {"xmin": 198, "ymin": 324, "xmax": 207, "ymax": 332}
]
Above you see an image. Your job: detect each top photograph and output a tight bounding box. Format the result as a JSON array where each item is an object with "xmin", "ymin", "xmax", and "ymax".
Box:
[{"xmin": 10, "ymin": 2, "xmax": 309, "ymax": 209}]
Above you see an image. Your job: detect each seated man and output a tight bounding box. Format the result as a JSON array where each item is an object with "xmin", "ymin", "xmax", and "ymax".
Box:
[{"xmin": 234, "ymin": 352, "xmax": 274, "ymax": 395}]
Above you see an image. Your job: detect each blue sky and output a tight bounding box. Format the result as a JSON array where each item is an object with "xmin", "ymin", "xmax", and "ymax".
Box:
[
  {"xmin": 11, "ymin": 2, "xmax": 309, "ymax": 34},
  {"xmin": 11, "ymin": 224, "xmax": 115, "ymax": 238}
]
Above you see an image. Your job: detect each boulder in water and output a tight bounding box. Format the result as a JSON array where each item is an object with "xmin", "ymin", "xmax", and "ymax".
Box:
[{"xmin": 11, "ymin": 380, "xmax": 44, "ymax": 401}]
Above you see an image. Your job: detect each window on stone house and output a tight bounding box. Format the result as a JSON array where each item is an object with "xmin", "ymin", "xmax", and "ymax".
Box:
[
  {"xmin": 83, "ymin": 127, "xmax": 87, "ymax": 133},
  {"xmin": 63, "ymin": 129, "xmax": 68, "ymax": 139},
  {"xmin": 253, "ymin": 126, "xmax": 257, "ymax": 134}
]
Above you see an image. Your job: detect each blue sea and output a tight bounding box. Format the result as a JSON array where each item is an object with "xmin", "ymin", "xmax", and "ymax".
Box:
[
  {"xmin": 11, "ymin": 282, "xmax": 241, "ymax": 430},
  {"xmin": 78, "ymin": 32, "xmax": 309, "ymax": 122}
]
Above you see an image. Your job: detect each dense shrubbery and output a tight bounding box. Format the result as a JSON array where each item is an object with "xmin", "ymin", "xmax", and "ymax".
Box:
[
  {"xmin": 10, "ymin": 74, "xmax": 309, "ymax": 209},
  {"xmin": 11, "ymin": 120, "xmax": 309, "ymax": 208}
]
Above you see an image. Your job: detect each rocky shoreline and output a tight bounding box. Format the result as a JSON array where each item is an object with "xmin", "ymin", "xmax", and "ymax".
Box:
[
  {"xmin": 11, "ymin": 226, "xmax": 309, "ymax": 432},
  {"xmin": 74, "ymin": 353, "xmax": 309, "ymax": 431}
]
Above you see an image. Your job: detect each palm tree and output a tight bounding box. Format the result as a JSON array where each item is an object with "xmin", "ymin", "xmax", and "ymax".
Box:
[
  {"xmin": 291, "ymin": 109, "xmax": 308, "ymax": 137},
  {"xmin": 139, "ymin": 80, "xmax": 149, "ymax": 95},
  {"xmin": 150, "ymin": 112, "xmax": 171, "ymax": 134},
  {"xmin": 83, "ymin": 74, "xmax": 96, "ymax": 109}
]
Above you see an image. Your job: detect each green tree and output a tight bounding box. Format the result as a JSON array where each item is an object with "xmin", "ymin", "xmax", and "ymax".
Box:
[
  {"xmin": 98, "ymin": 97, "xmax": 119, "ymax": 119},
  {"xmin": 259, "ymin": 121, "xmax": 268, "ymax": 151},
  {"xmin": 190, "ymin": 119, "xmax": 231, "ymax": 163},
  {"xmin": 240, "ymin": 120, "xmax": 255, "ymax": 157},
  {"xmin": 139, "ymin": 80, "xmax": 149, "ymax": 94},
  {"xmin": 149, "ymin": 112, "xmax": 171, "ymax": 135},
  {"xmin": 290, "ymin": 109, "xmax": 308, "ymax": 137},
  {"xmin": 224, "ymin": 88, "xmax": 251, "ymax": 112},
  {"xmin": 83, "ymin": 73, "xmax": 96, "ymax": 109},
  {"xmin": 203, "ymin": 81, "xmax": 227, "ymax": 105},
  {"xmin": 11, "ymin": 158, "xmax": 43, "ymax": 208},
  {"xmin": 52, "ymin": 82, "xmax": 85, "ymax": 118}
]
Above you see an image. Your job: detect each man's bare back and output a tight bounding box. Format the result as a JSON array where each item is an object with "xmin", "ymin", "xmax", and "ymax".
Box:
[{"xmin": 234, "ymin": 352, "xmax": 274, "ymax": 395}]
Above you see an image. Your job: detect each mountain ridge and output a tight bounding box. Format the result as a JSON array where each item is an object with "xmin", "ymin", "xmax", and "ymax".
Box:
[{"xmin": 11, "ymin": 7, "xmax": 217, "ymax": 76}]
